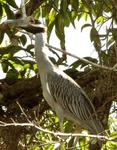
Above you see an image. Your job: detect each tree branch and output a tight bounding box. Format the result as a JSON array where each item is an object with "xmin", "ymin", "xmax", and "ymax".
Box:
[
  {"xmin": 0, "ymin": 121, "xmax": 112, "ymax": 141},
  {"xmin": 46, "ymin": 44, "xmax": 117, "ymax": 72}
]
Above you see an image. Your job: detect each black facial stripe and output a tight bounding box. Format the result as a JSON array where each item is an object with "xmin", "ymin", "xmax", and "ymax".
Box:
[{"xmin": 20, "ymin": 25, "xmax": 46, "ymax": 34}]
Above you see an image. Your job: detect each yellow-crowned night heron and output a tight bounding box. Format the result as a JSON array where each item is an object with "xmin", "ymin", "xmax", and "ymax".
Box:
[{"xmin": 7, "ymin": 18, "xmax": 103, "ymax": 135}]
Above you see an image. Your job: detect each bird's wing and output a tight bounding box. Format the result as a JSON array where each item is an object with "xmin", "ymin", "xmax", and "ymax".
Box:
[{"xmin": 47, "ymin": 70, "xmax": 96, "ymax": 122}]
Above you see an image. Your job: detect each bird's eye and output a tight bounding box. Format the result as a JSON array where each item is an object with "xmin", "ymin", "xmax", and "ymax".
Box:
[{"xmin": 29, "ymin": 19, "xmax": 40, "ymax": 25}]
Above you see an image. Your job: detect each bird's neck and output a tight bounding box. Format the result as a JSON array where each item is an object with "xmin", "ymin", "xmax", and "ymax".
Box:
[{"xmin": 35, "ymin": 32, "xmax": 54, "ymax": 72}]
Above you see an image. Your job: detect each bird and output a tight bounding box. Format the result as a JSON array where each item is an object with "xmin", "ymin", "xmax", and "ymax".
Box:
[{"xmin": 9, "ymin": 18, "xmax": 104, "ymax": 135}]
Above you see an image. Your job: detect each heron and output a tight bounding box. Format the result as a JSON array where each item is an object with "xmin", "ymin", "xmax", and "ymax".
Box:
[{"xmin": 6, "ymin": 18, "xmax": 103, "ymax": 135}]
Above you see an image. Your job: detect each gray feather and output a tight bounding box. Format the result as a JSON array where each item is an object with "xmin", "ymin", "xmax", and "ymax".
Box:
[{"xmin": 47, "ymin": 69, "xmax": 103, "ymax": 134}]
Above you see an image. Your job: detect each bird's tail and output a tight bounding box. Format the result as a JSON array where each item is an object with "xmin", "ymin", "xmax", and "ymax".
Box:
[
  {"xmin": 88, "ymin": 119, "xmax": 105, "ymax": 150},
  {"xmin": 87, "ymin": 118, "xmax": 104, "ymax": 135}
]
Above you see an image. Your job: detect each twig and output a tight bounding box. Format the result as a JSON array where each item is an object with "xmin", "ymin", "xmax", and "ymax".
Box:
[
  {"xmin": 16, "ymin": 101, "xmax": 31, "ymax": 123},
  {"xmin": 46, "ymin": 43, "xmax": 117, "ymax": 72},
  {"xmin": 0, "ymin": 121, "xmax": 113, "ymax": 141}
]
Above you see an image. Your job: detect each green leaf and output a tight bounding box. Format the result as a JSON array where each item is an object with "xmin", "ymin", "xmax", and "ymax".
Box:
[
  {"xmin": 67, "ymin": 137, "xmax": 75, "ymax": 148},
  {"xmin": 42, "ymin": 4, "xmax": 51, "ymax": 17},
  {"xmin": 68, "ymin": 10, "xmax": 77, "ymax": 28},
  {"xmin": 33, "ymin": 7, "xmax": 40, "ymax": 19},
  {"xmin": 33, "ymin": 64, "xmax": 38, "ymax": 72},
  {"xmin": 6, "ymin": 69, "xmax": 19, "ymax": 80},
  {"xmin": 47, "ymin": 20, "xmax": 55, "ymax": 41},
  {"xmin": 26, "ymin": 44, "xmax": 34, "ymax": 56},
  {"xmin": 7, "ymin": 0, "xmax": 18, "ymax": 9},
  {"xmin": 64, "ymin": 121, "xmax": 73, "ymax": 132},
  {"xmin": 70, "ymin": 0, "xmax": 79, "ymax": 11},
  {"xmin": 48, "ymin": 9, "xmax": 56, "ymax": 25},
  {"xmin": 107, "ymin": 37, "xmax": 114, "ymax": 47},
  {"xmin": 0, "ymin": 2, "xmax": 3, "ymax": 18},
  {"xmin": 24, "ymin": 64, "xmax": 30, "ymax": 69},
  {"xmin": 49, "ymin": 57, "xmax": 56, "ymax": 64},
  {"xmin": 103, "ymin": 0, "xmax": 112, "ymax": 13},
  {"xmin": 96, "ymin": 16, "xmax": 106, "ymax": 24},
  {"xmin": 27, "ymin": 44, "xmax": 34, "ymax": 51},
  {"xmin": 55, "ymin": 15, "xmax": 62, "ymax": 38},
  {"xmin": 59, "ymin": 1, "xmax": 71, "ymax": 27},
  {"xmin": 6, "ymin": 0, "xmax": 18, "ymax": 9},
  {"xmin": 15, "ymin": 45, "xmax": 25, "ymax": 51},
  {"xmin": 63, "ymin": 12, "xmax": 70, "ymax": 27},
  {"xmin": 1, "ymin": 60, "xmax": 8, "ymax": 73},
  {"xmin": 8, "ymin": 45, "xmax": 25, "ymax": 56},
  {"xmin": 70, "ymin": 57, "xmax": 97, "ymax": 69},
  {"xmin": 11, "ymin": 57, "xmax": 23, "ymax": 66},
  {"xmin": 110, "ymin": 28, "xmax": 117, "ymax": 42},
  {"xmin": 2, "ymin": 53, "xmax": 11, "ymax": 59},
  {"xmin": 23, "ymin": 60, "xmax": 35, "ymax": 67},
  {"xmin": 3, "ymin": 3, "xmax": 14, "ymax": 19},
  {"xmin": 6, "ymin": 60, "xmax": 16, "ymax": 70},
  {"xmin": 90, "ymin": 27, "xmax": 101, "ymax": 50},
  {"xmin": 20, "ymin": 34, "xmax": 27, "ymax": 46},
  {"xmin": 60, "ymin": 0, "xmax": 67, "ymax": 13},
  {"xmin": 90, "ymin": 27, "xmax": 98, "ymax": 42},
  {"xmin": 70, "ymin": 60, "xmax": 84, "ymax": 69},
  {"xmin": 46, "ymin": 145, "xmax": 54, "ymax": 150},
  {"xmin": 84, "ymin": 57, "xmax": 98, "ymax": 63},
  {"xmin": 46, "ymin": 9, "xmax": 56, "ymax": 41},
  {"xmin": 81, "ymin": 23, "xmax": 92, "ymax": 32},
  {"xmin": 79, "ymin": 136, "xmax": 87, "ymax": 149},
  {"xmin": 83, "ymin": 12, "xmax": 88, "ymax": 21},
  {"xmin": 0, "ymin": 30, "xmax": 4, "ymax": 44}
]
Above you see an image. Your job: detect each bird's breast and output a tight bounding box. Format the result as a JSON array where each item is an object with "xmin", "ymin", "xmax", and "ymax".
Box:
[{"xmin": 40, "ymin": 73, "xmax": 55, "ymax": 109}]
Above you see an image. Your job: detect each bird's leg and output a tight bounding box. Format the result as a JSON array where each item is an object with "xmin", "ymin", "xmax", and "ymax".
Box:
[
  {"xmin": 59, "ymin": 117, "xmax": 64, "ymax": 133},
  {"xmin": 54, "ymin": 103, "xmax": 64, "ymax": 132}
]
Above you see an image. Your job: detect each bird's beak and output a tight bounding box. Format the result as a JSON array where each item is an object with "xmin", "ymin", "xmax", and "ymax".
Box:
[{"xmin": 4, "ymin": 18, "xmax": 46, "ymax": 33}]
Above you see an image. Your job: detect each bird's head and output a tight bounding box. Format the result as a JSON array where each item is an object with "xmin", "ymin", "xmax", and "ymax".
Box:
[
  {"xmin": 5, "ymin": 17, "xmax": 46, "ymax": 34},
  {"xmin": 19, "ymin": 19, "xmax": 47, "ymax": 34}
]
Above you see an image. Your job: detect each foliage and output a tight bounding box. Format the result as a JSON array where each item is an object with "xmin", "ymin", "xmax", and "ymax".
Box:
[{"xmin": 0, "ymin": 0, "xmax": 117, "ymax": 150}]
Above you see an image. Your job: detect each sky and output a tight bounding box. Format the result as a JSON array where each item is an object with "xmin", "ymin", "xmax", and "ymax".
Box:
[
  {"xmin": 0, "ymin": 0, "xmax": 96, "ymax": 79},
  {"xmin": 50, "ymin": 20, "xmax": 96, "ymax": 64}
]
